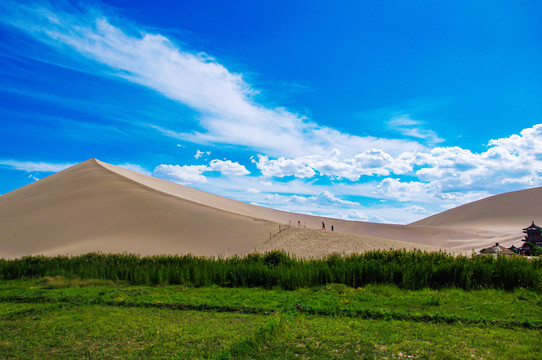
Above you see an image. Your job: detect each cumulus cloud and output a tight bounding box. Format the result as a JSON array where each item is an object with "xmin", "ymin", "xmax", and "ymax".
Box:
[
  {"xmin": 153, "ymin": 158, "xmax": 249, "ymax": 184},
  {"xmin": 375, "ymin": 178, "xmax": 433, "ymax": 202},
  {"xmin": 408, "ymin": 125, "xmax": 542, "ymax": 193},
  {"xmin": 262, "ymin": 191, "xmax": 359, "ymax": 209},
  {"xmin": 208, "ymin": 159, "xmax": 249, "ymax": 176},
  {"xmin": 153, "ymin": 164, "xmax": 208, "ymax": 184},
  {"xmin": 249, "ymin": 123, "xmax": 542, "ymax": 210},
  {"xmin": 253, "ymin": 191, "xmax": 423, "ymax": 224},
  {"xmin": 254, "ymin": 155, "xmax": 316, "ymax": 178},
  {"xmin": 254, "ymin": 149, "xmax": 413, "ymax": 181}
]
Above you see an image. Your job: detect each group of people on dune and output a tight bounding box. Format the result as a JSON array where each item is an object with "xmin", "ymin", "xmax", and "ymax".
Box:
[{"xmin": 321, "ymin": 221, "xmax": 333, "ymax": 231}]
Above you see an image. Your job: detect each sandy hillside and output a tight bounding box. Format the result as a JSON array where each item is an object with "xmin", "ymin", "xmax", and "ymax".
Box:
[
  {"xmin": 101, "ymin": 160, "xmax": 524, "ymax": 250},
  {"xmin": 0, "ymin": 159, "xmax": 278, "ymax": 258},
  {"xmin": 0, "ymin": 159, "xmax": 535, "ymax": 258},
  {"xmin": 411, "ymin": 187, "xmax": 542, "ymax": 231}
]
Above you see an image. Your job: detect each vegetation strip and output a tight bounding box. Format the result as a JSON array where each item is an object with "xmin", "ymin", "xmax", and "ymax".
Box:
[
  {"xmin": 294, "ymin": 306, "xmax": 542, "ymax": 329},
  {"xmin": 1, "ymin": 250, "xmax": 541, "ymax": 291},
  {"xmin": 2, "ymin": 294, "xmax": 539, "ymax": 330},
  {"xmin": 0, "ymin": 303, "xmax": 65, "ymax": 320},
  {"xmin": 0, "ymin": 295, "xmax": 276, "ymax": 316}
]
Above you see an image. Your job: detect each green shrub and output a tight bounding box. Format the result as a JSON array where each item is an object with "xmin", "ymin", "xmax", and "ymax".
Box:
[{"xmin": 1, "ymin": 250, "xmax": 540, "ymax": 291}]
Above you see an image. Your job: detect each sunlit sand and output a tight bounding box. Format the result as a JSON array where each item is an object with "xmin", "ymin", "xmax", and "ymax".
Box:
[{"xmin": 0, "ymin": 159, "xmax": 532, "ymax": 258}]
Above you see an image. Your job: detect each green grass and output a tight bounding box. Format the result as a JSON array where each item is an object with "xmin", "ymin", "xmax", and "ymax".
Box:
[
  {"xmin": 2, "ymin": 278, "xmax": 541, "ymax": 325},
  {"xmin": 2, "ymin": 250, "xmax": 541, "ymax": 291},
  {"xmin": 1, "ymin": 278, "xmax": 541, "ymax": 359}
]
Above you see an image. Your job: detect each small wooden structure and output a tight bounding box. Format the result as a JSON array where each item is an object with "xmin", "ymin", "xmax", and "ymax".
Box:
[
  {"xmin": 520, "ymin": 221, "xmax": 542, "ymax": 255},
  {"xmin": 478, "ymin": 243, "xmax": 517, "ymax": 257}
]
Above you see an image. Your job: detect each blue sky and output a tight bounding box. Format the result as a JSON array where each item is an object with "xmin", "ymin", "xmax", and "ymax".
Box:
[{"xmin": 1, "ymin": 0, "xmax": 542, "ymax": 224}]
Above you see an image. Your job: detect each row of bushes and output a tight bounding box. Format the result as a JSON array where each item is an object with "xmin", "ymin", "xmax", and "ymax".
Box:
[{"xmin": 1, "ymin": 250, "xmax": 540, "ymax": 291}]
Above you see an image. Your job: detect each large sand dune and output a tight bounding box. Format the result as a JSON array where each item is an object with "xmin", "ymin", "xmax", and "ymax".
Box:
[{"xmin": 0, "ymin": 159, "xmax": 534, "ymax": 258}]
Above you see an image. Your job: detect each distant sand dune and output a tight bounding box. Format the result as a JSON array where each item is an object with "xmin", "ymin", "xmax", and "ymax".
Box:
[
  {"xmin": 0, "ymin": 159, "xmax": 536, "ymax": 258},
  {"xmin": 411, "ymin": 187, "xmax": 542, "ymax": 231}
]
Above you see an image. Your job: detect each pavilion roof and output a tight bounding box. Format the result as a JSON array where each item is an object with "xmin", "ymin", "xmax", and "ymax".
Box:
[{"xmin": 523, "ymin": 221, "xmax": 542, "ymax": 231}]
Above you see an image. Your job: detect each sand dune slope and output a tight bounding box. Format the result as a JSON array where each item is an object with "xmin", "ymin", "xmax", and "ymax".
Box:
[
  {"xmin": 0, "ymin": 159, "xmax": 277, "ymax": 258},
  {"xmin": 411, "ymin": 187, "xmax": 542, "ymax": 231},
  {"xmin": 0, "ymin": 159, "xmax": 534, "ymax": 257},
  {"xmin": 94, "ymin": 160, "xmax": 526, "ymax": 251},
  {"xmin": 100, "ymin": 160, "xmax": 518, "ymax": 250}
]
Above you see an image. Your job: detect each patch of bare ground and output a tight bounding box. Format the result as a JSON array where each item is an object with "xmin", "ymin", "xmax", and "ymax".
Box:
[{"xmin": 253, "ymin": 226, "xmax": 448, "ymax": 258}]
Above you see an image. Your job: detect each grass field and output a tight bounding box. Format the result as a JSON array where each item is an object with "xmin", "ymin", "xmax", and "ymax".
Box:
[{"xmin": 1, "ymin": 277, "xmax": 541, "ymax": 359}]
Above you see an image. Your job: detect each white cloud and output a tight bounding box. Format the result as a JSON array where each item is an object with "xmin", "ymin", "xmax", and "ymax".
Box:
[
  {"xmin": 0, "ymin": 160, "xmax": 74, "ymax": 172},
  {"xmin": 408, "ymin": 126, "xmax": 542, "ymax": 194},
  {"xmin": 312, "ymin": 191, "xmax": 359, "ymax": 206},
  {"xmin": 195, "ymin": 150, "xmax": 211, "ymax": 159},
  {"xmin": 254, "ymin": 149, "xmax": 413, "ymax": 181},
  {"xmin": 339, "ymin": 209, "xmax": 387, "ymax": 223},
  {"xmin": 153, "ymin": 164, "xmax": 208, "ymax": 184},
  {"xmin": 117, "ymin": 163, "xmax": 151, "ymax": 175},
  {"xmin": 254, "ymin": 155, "xmax": 316, "ymax": 178},
  {"xmin": 208, "ymin": 159, "xmax": 249, "ymax": 176},
  {"xmin": 153, "ymin": 124, "xmax": 542, "ymax": 223},
  {"xmin": 247, "ymin": 188, "xmax": 260, "ymax": 194},
  {"xmin": 388, "ymin": 115, "xmax": 444, "ymax": 145},
  {"xmin": 0, "ymin": 1, "xmax": 426, "ymax": 159},
  {"xmin": 262, "ymin": 191, "xmax": 359, "ymax": 209},
  {"xmin": 252, "ymin": 190, "xmax": 424, "ymax": 224},
  {"xmin": 153, "ymin": 158, "xmax": 249, "ymax": 184},
  {"xmin": 404, "ymin": 205, "xmax": 427, "ymax": 214},
  {"xmin": 4, "ymin": 2, "xmax": 542, "ymax": 225},
  {"xmin": 375, "ymin": 178, "xmax": 433, "ymax": 202}
]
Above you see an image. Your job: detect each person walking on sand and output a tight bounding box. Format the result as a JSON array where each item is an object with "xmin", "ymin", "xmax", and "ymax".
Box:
[
  {"xmin": 322, "ymin": 221, "xmax": 326, "ymax": 230},
  {"xmin": 331, "ymin": 225, "xmax": 334, "ymax": 231}
]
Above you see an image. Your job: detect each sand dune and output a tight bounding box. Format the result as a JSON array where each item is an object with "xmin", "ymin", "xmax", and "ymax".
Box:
[
  {"xmin": 0, "ymin": 159, "xmax": 534, "ymax": 258},
  {"xmin": 411, "ymin": 187, "xmax": 542, "ymax": 231},
  {"xmin": 0, "ymin": 159, "xmax": 277, "ymax": 258},
  {"xmin": 99, "ymin": 160, "xmax": 520, "ymax": 251}
]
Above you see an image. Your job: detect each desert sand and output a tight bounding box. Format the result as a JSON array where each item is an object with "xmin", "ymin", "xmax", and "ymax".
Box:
[{"xmin": 0, "ymin": 158, "xmax": 536, "ymax": 258}]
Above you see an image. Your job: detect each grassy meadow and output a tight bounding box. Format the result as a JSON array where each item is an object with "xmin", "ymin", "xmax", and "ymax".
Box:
[{"xmin": 1, "ymin": 251, "xmax": 541, "ymax": 359}]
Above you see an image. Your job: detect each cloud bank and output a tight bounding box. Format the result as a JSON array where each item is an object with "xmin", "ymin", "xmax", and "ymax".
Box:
[
  {"xmin": 0, "ymin": 1, "xmax": 425, "ymax": 159},
  {"xmin": 2, "ymin": 1, "xmax": 542, "ymax": 224}
]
